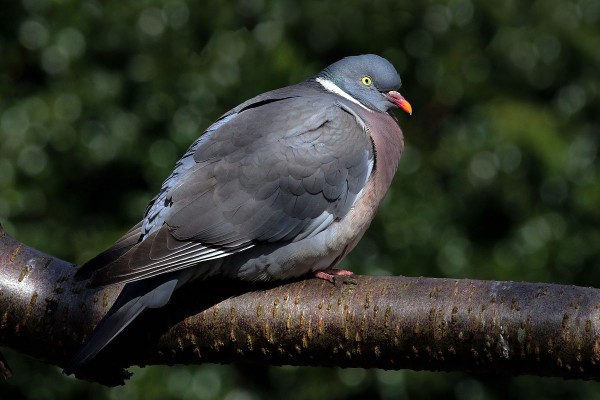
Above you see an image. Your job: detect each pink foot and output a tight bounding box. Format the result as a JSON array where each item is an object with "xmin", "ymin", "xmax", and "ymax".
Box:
[{"xmin": 314, "ymin": 268, "xmax": 354, "ymax": 283}]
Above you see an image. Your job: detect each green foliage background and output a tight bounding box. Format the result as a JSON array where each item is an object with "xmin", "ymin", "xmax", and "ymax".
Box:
[{"xmin": 1, "ymin": 0, "xmax": 600, "ymax": 398}]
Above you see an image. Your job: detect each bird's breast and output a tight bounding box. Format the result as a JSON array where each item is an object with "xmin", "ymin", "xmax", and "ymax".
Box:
[{"xmin": 318, "ymin": 109, "xmax": 405, "ymax": 268}]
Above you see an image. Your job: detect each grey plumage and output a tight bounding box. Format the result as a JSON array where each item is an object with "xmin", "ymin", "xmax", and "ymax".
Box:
[{"xmin": 64, "ymin": 54, "xmax": 411, "ymax": 374}]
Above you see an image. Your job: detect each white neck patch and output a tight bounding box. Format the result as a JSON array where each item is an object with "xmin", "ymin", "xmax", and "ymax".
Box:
[{"xmin": 315, "ymin": 77, "xmax": 370, "ymax": 111}]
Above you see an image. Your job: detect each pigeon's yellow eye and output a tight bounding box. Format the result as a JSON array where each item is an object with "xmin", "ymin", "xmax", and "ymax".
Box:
[{"xmin": 361, "ymin": 76, "xmax": 372, "ymax": 86}]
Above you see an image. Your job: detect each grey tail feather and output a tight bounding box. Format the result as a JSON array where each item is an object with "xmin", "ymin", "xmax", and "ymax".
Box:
[{"xmin": 63, "ymin": 277, "xmax": 178, "ymax": 375}]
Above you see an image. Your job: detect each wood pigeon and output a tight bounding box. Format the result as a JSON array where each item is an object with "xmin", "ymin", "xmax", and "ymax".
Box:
[{"xmin": 64, "ymin": 54, "xmax": 412, "ymax": 374}]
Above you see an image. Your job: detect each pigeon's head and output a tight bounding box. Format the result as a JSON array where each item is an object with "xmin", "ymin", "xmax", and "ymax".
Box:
[{"xmin": 317, "ymin": 54, "xmax": 412, "ymax": 115}]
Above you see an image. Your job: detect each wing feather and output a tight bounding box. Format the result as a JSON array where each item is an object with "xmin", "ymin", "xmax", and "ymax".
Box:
[{"xmin": 81, "ymin": 84, "xmax": 374, "ymax": 287}]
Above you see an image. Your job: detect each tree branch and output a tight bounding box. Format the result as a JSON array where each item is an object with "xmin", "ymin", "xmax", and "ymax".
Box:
[{"xmin": 1, "ymin": 224, "xmax": 600, "ymax": 386}]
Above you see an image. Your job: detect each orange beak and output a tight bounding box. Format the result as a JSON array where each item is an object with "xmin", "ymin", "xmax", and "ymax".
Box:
[{"xmin": 385, "ymin": 91, "xmax": 412, "ymax": 115}]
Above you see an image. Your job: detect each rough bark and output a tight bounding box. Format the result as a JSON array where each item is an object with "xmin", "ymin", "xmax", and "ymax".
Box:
[{"xmin": 1, "ymin": 224, "xmax": 600, "ymax": 386}]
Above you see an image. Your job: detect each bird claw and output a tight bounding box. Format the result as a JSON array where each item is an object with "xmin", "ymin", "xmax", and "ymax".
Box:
[{"xmin": 314, "ymin": 268, "xmax": 354, "ymax": 284}]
